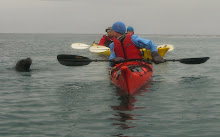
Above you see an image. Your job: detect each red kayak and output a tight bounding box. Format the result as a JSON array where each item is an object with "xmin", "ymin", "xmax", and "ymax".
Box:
[{"xmin": 110, "ymin": 61, "xmax": 153, "ymax": 95}]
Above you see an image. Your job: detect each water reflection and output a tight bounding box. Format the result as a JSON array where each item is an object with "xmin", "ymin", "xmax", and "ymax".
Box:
[
  {"xmin": 111, "ymin": 94, "xmax": 138, "ymax": 130},
  {"xmin": 180, "ymin": 75, "xmax": 207, "ymax": 83},
  {"xmin": 179, "ymin": 75, "xmax": 211, "ymax": 88},
  {"xmin": 111, "ymin": 82, "xmax": 152, "ymax": 131}
]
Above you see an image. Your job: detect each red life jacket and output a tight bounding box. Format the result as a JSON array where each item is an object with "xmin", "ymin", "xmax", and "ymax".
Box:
[
  {"xmin": 99, "ymin": 35, "xmax": 113, "ymax": 47},
  {"xmin": 113, "ymin": 34, "xmax": 142, "ymax": 59}
]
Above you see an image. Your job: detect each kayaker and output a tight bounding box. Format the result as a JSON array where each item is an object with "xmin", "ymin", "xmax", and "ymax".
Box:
[
  {"xmin": 98, "ymin": 27, "xmax": 114, "ymax": 47},
  {"xmin": 127, "ymin": 26, "xmax": 134, "ymax": 34},
  {"xmin": 109, "ymin": 21, "xmax": 164, "ymax": 66}
]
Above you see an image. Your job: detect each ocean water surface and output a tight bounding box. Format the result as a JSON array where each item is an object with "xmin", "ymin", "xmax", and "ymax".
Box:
[{"xmin": 0, "ymin": 33, "xmax": 220, "ymax": 137}]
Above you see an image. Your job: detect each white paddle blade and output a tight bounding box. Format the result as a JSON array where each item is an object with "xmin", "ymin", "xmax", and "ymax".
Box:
[
  {"xmin": 157, "ymin": 44, "xmax": 174, "ymax": 51},
  {"xmin": 89, "ymin": 45, "xmax": 110, "ymax": 53},
  {"xmin": 71, "ymin": 43, "xmax": 90, "ymax": 49}
]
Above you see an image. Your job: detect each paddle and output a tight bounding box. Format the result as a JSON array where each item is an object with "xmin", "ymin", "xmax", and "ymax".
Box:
[
  {"xmin": 89, "ymin": 45, "xmax": 110, "ymax": 53},
  {"xmin": 71, "ymin": 42, "xmax": 110, "ymax": 53},
  {"xmin": 165, "ymin": 57, "xmax": 210, "ymax": 64},
  {"xmin": 71, "ymin": 43, "xmax": 90, "ymax": 49},
  {"xmin": 57, "ymin": 54, "xmax": 210, "ymax": 66}
]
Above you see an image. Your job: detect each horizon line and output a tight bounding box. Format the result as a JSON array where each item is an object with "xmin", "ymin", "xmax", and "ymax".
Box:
[{"xmin": 0, "ymin": 32, "xmax": 220, "ymax": 36}]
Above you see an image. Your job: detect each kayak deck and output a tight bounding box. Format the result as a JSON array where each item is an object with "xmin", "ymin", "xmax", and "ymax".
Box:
[
  {"xmin": 110, "ymin": 61, "xmax": 153, "ymax": 95},
  {"xmin": 140, "ymin": 47, "xmax": 170, "ymax": 59}
]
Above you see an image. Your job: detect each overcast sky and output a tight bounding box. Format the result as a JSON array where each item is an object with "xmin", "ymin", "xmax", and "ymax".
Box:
[{"xmin": 0, "ymin": 0, "xmax": 219, "ymax": 35}]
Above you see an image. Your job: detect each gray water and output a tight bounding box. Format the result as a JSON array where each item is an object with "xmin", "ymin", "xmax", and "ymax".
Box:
[{"xmin": 0, "ymin": 33, "xmax": 220, "ymax": 137}]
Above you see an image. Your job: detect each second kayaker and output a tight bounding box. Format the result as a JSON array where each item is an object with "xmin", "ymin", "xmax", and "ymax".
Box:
[
  {"xmin": 98, "ymin": 27, "xmax": 114, "ymax": 47},
  {"xmin": 127, "ymin": 26, "xmax": 134, "ymax": 34},
  {"xmin": 109, "ymin": 21, "xmax": 164, "ymax": 66}
]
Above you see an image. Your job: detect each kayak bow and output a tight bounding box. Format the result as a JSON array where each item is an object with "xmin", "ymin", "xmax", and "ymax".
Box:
[{"xmin": 110, "ymin": 61, "xmax": 153, "ymax": 94}]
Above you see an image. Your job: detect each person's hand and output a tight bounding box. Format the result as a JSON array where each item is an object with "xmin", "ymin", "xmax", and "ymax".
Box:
[
  {"xmin": 110, "ymin": 57, "xmax": 124, "ymax": 67},
  {"xmin": 151, "ymin": 51, "xmax": 164, "ymax": 64},
  {"xmin": 112, "ymin": 57, "xmax": 124, "ymax": 62}
]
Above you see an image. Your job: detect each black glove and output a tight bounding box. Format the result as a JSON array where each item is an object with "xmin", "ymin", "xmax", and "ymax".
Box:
[
  {"xmin": 151, "ymin": 51, "xmax": 164, "ymax": 64},
  {"xmin": 112, "ymin": 57, "xmax": 124, "ymax": 62},
  {"xmin": 110, "ymin": 57, "xmax": 124, "ymax": 67}
]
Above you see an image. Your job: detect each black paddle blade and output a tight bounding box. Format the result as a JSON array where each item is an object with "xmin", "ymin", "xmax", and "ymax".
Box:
[
  {"xmin": 57, "ymin": 54, "xmax": 92, "ymax": 66},
  {"xmin": 179, "ymin": 57, "xmax": 210, "ymax": 64}
]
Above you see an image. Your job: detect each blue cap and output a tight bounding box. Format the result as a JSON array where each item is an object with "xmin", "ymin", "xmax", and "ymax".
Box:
[
  {"xmin": 112, "ymin": 21, "xmax": 126, "ymax": 34},
  {"xmin": 127, "ymin": 26, "xmax": 134, "ymax": 33}
]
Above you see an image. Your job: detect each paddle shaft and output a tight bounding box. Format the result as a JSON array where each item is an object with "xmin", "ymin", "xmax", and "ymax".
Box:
[
  {"xmin": 57, "ymin": 54, "xmax": 209, "ymax": 66},
  {"xmin": 75, "ymin": 59, "xmax": 110, "ymax": 62},
  {"xmin": 68, "ymin": 58, "xmax": 149, "ymax": 63},
  {"xmin": 65, "ymin": 58, "xmax": 179, "ymax": 63},
  {"xmin": 165, "ymin": 59, "xmax": 181, "ymax": 62},
  {"xmin": 90, "ymin": 57, "xmax": 209, "ymax": 64}
]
